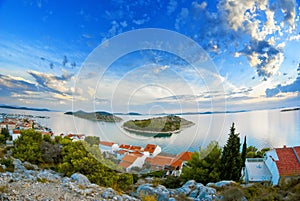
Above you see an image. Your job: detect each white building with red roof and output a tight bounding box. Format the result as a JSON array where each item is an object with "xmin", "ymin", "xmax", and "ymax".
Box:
[
  {"xmin": 118, "ymin": 153, "xmax": 147, "ymax": 172},
  {"xmin": 244, "ymin": 145, "xmax": 300, "ymax": 185},
  {"xmin": 99, "ymin": 141, "xmax": 119, "ymax": 154},
  {"xmin": 143, "ymin": 144, "xmax": 161, "ymax": 157}
]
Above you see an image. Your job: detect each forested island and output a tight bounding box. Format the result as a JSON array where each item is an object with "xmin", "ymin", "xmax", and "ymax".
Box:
[
  {"xmin": 122, "ymin": 115, "xmax": 194, "ymax": 134},
  {"xmin": 64, "ymin": 110, "xmax": 122, "ymax": 122}
]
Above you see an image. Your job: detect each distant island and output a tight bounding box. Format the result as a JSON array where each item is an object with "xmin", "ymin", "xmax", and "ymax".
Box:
[
  {"xmin": 122, "ymin": 115, "xmax": 194, "ymax": 134},
  {"xmin": 281, "ymin": 108, "xmax": 300, "ymax": 112},
  {"xmin": 113, "ymin": 112, "xmax": 142, "ymax": 116},
  {"xmin": 0, "ymin": 105, "xmax": 50, "ymax": 112},
  {"xmin": 64, "ymin": 110, "xmax": 122, "ymax": 122}
]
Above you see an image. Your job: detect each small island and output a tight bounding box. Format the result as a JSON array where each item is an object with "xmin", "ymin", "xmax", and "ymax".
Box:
[
  {"xmin": 281, "ymin": 108, "xmax": 300, "ymax": 112},
  {"xmin": 64, "ymin": 110, "xmax": 122, "ymax": 122},
  {"xmin": 122, "ymin": 115, "xmax": 194, "ymax": 134}
]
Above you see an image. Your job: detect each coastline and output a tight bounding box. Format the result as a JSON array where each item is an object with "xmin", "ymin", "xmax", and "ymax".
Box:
[{"xmin": 122, "ymin": 125, "xmax": 182, "ymax": 134}]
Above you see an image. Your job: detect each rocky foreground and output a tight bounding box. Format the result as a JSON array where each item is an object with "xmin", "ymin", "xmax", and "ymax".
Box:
[{"xmin": 0, "ymin": 158, "xmax": 238, "ymax": 201}]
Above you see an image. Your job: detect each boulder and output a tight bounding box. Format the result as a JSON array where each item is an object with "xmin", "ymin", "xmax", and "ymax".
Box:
[
  {"xmin": 13, "ymin": 158, "xmax": 26, "ymax": 173},
  {"xmin": 101, "ymin": 188, "xmax": 116, "ymax": 199},
  {"xmin": 70, "ymin": 173, "xmax": 91, "ymax": 187},
  {"xmin": 136, "ymin": 183, "xmax": 155, "ymax": 197},
  {"xmin": 37, "ymin": 170, "xmax": 61, "ymax": 182},
  {"xmin": 213, "ymin": 180, "xmax": 236, "ymax": 188}
]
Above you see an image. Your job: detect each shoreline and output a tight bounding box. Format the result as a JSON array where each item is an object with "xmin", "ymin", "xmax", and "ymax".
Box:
[{"xmin": 122, "ymin": 125, "xmax": 182, "ymax": 135}]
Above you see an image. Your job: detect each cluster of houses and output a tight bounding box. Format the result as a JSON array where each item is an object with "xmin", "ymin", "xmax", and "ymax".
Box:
[
  {"xmin": 243, "ymin": 145, "xmax": 300, "ymax": 185},
  {"xmin": 0, "ymin": 115, "xmax": 53, "ymax": 141},
  {"xmin": 99, "ymin": 141, "xmax": 192, "ymax": 175}
]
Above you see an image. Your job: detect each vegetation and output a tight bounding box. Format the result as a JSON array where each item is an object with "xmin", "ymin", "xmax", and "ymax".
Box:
[
  {"xmin": 12, "ymin": 129, "xmax": 133, "ymax": 191},
  {"xmin": 241, "ymin": 136, "xmax": 247, "ymax": 168},
  {"xmin": 65, "ymin": 110, "xmax": 122, "ymax": 122},
  {"xmin": 84, "ymin": 136, "xmax": 100, "ymax": 146},
  {"xmin": 123, "ymin": 115, "xmax": 194, "ymax": 133},
  {"xmin": 0, "ymin": 127, "xmax": 11, "ymax": 144},
  {"xmin": 220, "ymin": 123, "xmax": 242, "ymax": 181},
  {"xmin": 181, "ymin": 141, "xmax": 222, "ymax": 184}
]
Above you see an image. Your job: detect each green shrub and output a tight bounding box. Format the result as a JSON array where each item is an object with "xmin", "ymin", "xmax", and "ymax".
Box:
[{"xmin": 0, "ymin": 157, "xmax": 14, "ymax": 172}]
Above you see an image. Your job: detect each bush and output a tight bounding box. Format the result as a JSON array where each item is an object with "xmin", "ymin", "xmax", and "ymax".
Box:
[
  {"xmin": 0, "ymin": 157, "xmax": 14, "ymax": 172},
  {"xmin": 222, "ymin": 187, "xmax": 245, "ymax": 201}
]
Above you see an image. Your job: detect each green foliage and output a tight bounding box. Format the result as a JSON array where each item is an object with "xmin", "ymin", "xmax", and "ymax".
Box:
[
  {"xmin": 220, "ymin": 123, "xmax": 242, "ymax": 181},
  {"xmin": 161, "ymin": 176, "xmax": 185, "ymax": 188},
  {"xmin": 13, "ymin": 129, "xmax": 43, "ymax": 164},
  {"xmin": 222, "ymin": 187, "xmax": 245, "ymax": 201},
  {"xmin": 0, "ymin": 134, "xmax": 6, "ymax": 145},
  {"xmin": 84, "ymin": 136, "xmax": 100, "ymax": 146},
  {"xmin": 1, "ymin": 128, "xmax": 10, "ymax": 141},
  {"xmin": 241, "ymin": 136, "xmax": 247, "ymax": 168},
  {"xmin": 246, "ymin": 146, "xmax": 270, "ymax": 158},
  {"xmin": 181, "ymin": 141, "xmax": 221, "ymax": 184},
  {"xmin": 39, "ymin": 141, "xmax": 62, "ymax": 164},
  {"xmin": 0, "ymin": 157, "xmax": 14, "ymax": 172}
]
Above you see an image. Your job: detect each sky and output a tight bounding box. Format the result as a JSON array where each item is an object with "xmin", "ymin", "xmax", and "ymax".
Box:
[{"xmin": 0, "ymin": 0, "xmax": 300, "ymax": 114}]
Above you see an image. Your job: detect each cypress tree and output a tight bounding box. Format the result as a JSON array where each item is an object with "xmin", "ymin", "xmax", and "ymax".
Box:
[
  {"xmin": 241, "ymin": 136, "xmax": 247, "ymax": 168},
  {"xmin": 220, "ymin": 123, "xmax": 242, "ymax": 181}
]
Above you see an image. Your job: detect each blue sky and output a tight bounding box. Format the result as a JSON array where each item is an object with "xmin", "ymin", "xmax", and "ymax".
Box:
[{"xmin": 0, "ymin": 0, "xmax": 300, "ymax": 113}]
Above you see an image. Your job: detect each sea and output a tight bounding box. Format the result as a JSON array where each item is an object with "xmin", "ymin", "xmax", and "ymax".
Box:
[{"xmin": 1, "ymin": 108, "xmax": 299, "ymax": 154}]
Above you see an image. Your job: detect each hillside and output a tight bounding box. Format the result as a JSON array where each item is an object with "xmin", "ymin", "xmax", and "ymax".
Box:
[
  {"xmin": 64, "ymin": 110, "xmax": 122, "ymax": 122},
  {"xmin": 123, "ymin": 115, "xmax": 194, "ymax": 133}
]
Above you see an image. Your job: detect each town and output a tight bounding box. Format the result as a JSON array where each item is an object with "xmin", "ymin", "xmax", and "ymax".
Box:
[{"xmin": 1, "ymin": 113, "xmax": 300, "ymax": 186}]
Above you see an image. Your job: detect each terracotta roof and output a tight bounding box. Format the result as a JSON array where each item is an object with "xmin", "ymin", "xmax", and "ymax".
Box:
[
  {"xmin": 119, "ymin": 161, "xmax": 132, "ymax": 169},
  {"xmin": 99, "ymin": 141, "xmax": 115, "ymax": 147},
  {"xmin": 144, "ymin": 144, "xmax": 157, "ymax": 153},
  {"xmin": 117, "ymin": 150, "xmax": 128, "ymax": 155},
  {"xmin": 170, "ymin": 159, "xmax": 183, "ymax": 168},
  {"xmin": 275, "ymin": 146, "xmax": 300, "ymax": 176},
  {"xmin": 146, "ymin": 155, "xmax": 174, "ymax": 167},
  {"xmin": 122, "ymin": 154, "xmax": 138, "ymax": 163},
  {"xmin": 119, "ymin": 144, "xmax": 131, "ymax": 149},
  {"xmin": 174, "ymin": 151, "xmax": 193, "ymax": 161},
  {"xmin": 13, "ymin": 129, "xmax": 20, "ymax": 134},
  {"xmin": 131, "ymin": 151, "xmax": 144, "ymax": 157},
  {"xmin": 129, "ymin": 145, "xmax": 142, "ymax": 151}
]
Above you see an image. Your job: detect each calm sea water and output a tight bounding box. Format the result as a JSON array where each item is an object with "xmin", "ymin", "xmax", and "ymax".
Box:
[{"xmin": 1, "ymin": 108, "xmax": 299, "ymax": 154}]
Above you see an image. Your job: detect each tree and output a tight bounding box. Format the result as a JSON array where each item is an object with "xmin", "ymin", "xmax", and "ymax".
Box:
[
  {"xmin": 182, "ymin": 141, "xmax": 222, "ymax": 184},
  {"xmin": 1, "ymin": 128, "xmax": 10, "ymax": 141},
  {"xmin": 241, "ymin": 136, "xmax": 247, "ymax": 168},
  {"xmin": 13, "ymin": 129, "xmax": 43, "ymax": 164},
  {"xmin": 220, "ymin": 123, "xmax": 242, "ymax": 181},
  {"xmin": 84, "ymin": 136, "xmax": 100, "ymax": 146}
]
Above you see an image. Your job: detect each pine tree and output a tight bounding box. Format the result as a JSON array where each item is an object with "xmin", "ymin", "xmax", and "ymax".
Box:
[
  {"xmin": 241, "ymin": 136, "xmax": 247, "ymax": 168},
  {"xmin": 220, "ymin": 123, "xmax": 242, "ymax": 181}
]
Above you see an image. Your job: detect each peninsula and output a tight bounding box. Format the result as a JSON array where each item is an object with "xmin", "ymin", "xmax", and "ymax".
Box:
[
  {"xmin": 64, "ymin": 110, "xmax": 122, "ymax": 122},
  {"xmin": 122, "ymin": 115, "xmax": 194, "ymax": 134}
]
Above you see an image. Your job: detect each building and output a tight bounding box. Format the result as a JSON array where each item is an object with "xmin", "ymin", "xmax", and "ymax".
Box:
[
  {"xmin": 143, "ymin": 144, "xmax": 161, "ymax": 157},
  {"xmin": 118, "ymin": 153, "xmax": 147, "ymax": 172},
  {"xmin": 243, "ymin": 145, "xmax": 300, "ymax": 185},
  {"xmin": 99, "ymin": 141, "xmax": 119, "ymax": 154}
]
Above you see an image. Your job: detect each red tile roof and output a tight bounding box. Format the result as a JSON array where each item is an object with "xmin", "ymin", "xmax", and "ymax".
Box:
[
  {"xmin": 119, "ymin": 144, "xmax": 131, "ymax": 149},
  {"xmin": 275, "ymin": 146, "xmax": 300, "ymax": 176},
  {"xmin": 119, "ymin": 161, "xmax": 132, "ymax": 169},
  {"xmin": 144, "ymin": 144, "xmax": 157, "ymax": 153},
  {"xmin": 146, "ymin": 155, "xmax": 174, "ymax": 167},
  {"xmin": 99, "ymin": 141, "xmax": 115, "ymax": 147},
  {"xmin": 174, "ymin": 151, "xmax": 193, "ymax": 161},
  {"xmin": 129, "ymin": 145, "xmax": 142, "ymax": 151},
  {"xmin": 122, "ymin": 154, "xmax": 138, "ymax": 163},
  {"xmin": 117, "ymin": 150, "xmax": 128, "ymax": 155}
]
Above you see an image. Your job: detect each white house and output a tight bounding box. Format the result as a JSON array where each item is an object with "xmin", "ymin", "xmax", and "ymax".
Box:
[
  {"xmin": 99, "ymin": 141, "xmax": 119, "ymax": 154},
  {"xmin": 243, "ymin": 145, "xmax": 300, "ymax": 185},
  {"xmin": 143, "ymin": 144, "xmax": 161, "ymax": 157},
  {"xmin": 118, "ymin": 153, "xmax": 147, "ymax": 172}
]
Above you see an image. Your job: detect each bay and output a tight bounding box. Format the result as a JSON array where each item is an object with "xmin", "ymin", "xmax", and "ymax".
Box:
[{"xmin": 1, "ymin": 108, "xmax": 299, "ymax": 154}]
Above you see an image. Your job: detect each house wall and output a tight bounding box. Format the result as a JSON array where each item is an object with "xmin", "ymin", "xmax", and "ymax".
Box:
[
  {"xmin": 152, "ymin": 145, "xmax": 162, "ymax": 157},
  {"xmin": 128, "ymin": 155, "xmax": 147, "ymax": 171},
  {"xmin": 264, "ymin": 150, "xmax": 280, "ymax": 185}
]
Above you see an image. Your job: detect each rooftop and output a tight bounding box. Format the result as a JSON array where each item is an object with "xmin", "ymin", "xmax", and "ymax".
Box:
[
  {"xmin": 99, "ymin": 141, "xmax": 115, "ymax": 147},
  {"xmin": 144, "ymin": 144, "xmax": 157, "ymax": 153},
  {"xmin": 275, "ymin": 146, "xmax": 300, "ymax": 176}
]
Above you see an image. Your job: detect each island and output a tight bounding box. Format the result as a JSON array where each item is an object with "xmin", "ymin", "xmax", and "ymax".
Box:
[
  {"xmin": 64, "ymin": 110, "xmax": 122, "ymax": 122},
  {"xmin": 281, "ymin": 108, "xmax": 300, "ymax": 112},
  {"xmin": 122, "ymin": 115, "xmax": 194, "ymax": 134}
]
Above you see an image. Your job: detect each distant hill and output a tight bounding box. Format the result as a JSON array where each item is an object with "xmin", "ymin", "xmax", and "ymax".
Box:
[
  {"xmin": 0, "ymin": 105, "xmax": 50, "ymax": 112},
  {"xmin": 113, "ymin": 112, "xmax": 142, "ymax": 116},
  {"xmin": 281, "ymin": 108, "xmax": 300, "ymax": 112},
  {"xmin": 123, "ymin": 115, "xmax": 194, "ymax": 134},
  {"xmin": 64, "ymin": 110, "xmax": 122, "ymax": 122}
]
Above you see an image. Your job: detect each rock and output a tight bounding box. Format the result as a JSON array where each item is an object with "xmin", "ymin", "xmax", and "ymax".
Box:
[
  {"xmin": 70, "ymin": 173, "xmax": 91, "ymax": 187},
  {"xmin": 183, "ymin": 180, "xmax": 196, "ymax": 189},
  {"xmin": 13, "ymin": 158, "xmax": 26, "ymax": 173},
  {"xmin": 189, "ymin": 189, "xmax": 199, "ymax": 198},
  {"xmin": 168, "ymin": 198, "xmax": 176, "ymax": 201},
  {"xmin": 113, "ymin": 195, "xmax": 123, "ymax": 201},
  {"xmin": 213, "ymin": 180, "xmax": 236, "ymax": 188},
  {"xmin": 37, "ymin": 170, "xmax": 61, "ymax": 182},
  {"xmin": 23, "ymin": 162, "xmax": 38, "ymax": 170},
  {"xmin": 101, "ymin": 188, "xmax": 116, "ymax": 199},
  {"xmin": 197, "ymin": 186, "xmax": 216, "ymax": 200},
  {"xmin": 155, "ymin": 185, "xmax": 169, "ymax": 201},
  {"xmin": 137, "ymin": 183, "xmax": 155, "ymax": 197}
]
